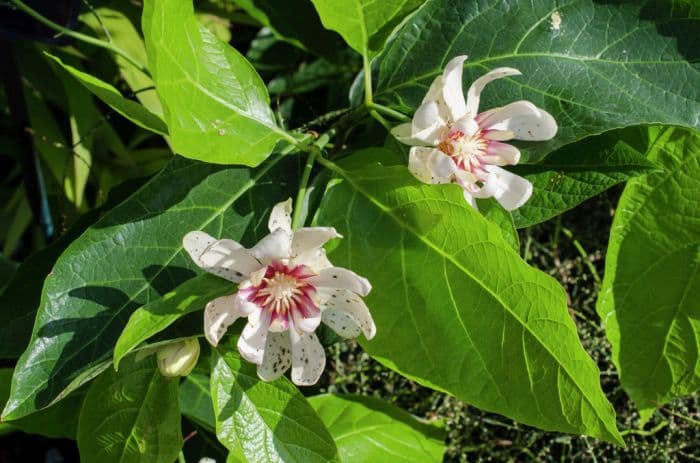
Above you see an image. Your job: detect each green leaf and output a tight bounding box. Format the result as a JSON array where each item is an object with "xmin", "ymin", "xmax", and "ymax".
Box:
[
  {"xmin": 114, "ymin": 273, "xmax": 233, "ymax": 369},
  {"xmin": 308, "ymin": 394, "xmax": 445, "ymax": 462},
  {"xmin": 211, "ymin": 346, "xmax": 339, "ymax": 462},
  {"xmin": 0, "ymin": 368, "xmax": 86, "ymax": 439},
  {"xmin": 180, "ymin": 371, "xmax": 216, "ymax": 432},
  {"xmin": 597, "ymin": 126, "xmax": 700, "ymax": 414},
  {"xmin": 310, "ymin": 0, "xmax": 423, "ymax": 59},
  {"xmin": 316, "ymin": 157, "xmax": 622, "ymax": 444},
  {"xmin": 511, "ymin": 128, "xmax": 659, "ymax": 228},
  {"xmin": 46, "ymin": 54, "xmax": 168, "ymax": 135},
  {"xmin": 142, "ymin": 0, "xmax": 291, "ymax": 165},
  {"xmin": 232, "ymin": 0, "xmax": 343, "ymax": 60},
  {"xmin": 2, "ymin": 155, "xmax": 295, "ymax": 420},
  {"xmin": 479, "ymin": 199, "xmax": 519, "ymax": 251},
  {"xmin": 77, "ymin": 356, "xmax": 182, "ymax": 463},
  {"xmin": 373, "ymin": 0, "xmax": 700, "ymax": 161}
]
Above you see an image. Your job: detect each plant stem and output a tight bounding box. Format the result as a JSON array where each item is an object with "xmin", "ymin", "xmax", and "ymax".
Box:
[
  {"xmin": 177, "ymin": 451, "xmax": 186, "ymax": 463},
  {"xmin": 362, "ymin": 53, "xmax": 373, "ymax": 106},
  {"xmin": 368, "ymin": 102, "xmax": 411, "ymax": 122},
  {"xmin": 10, "ymin": 0, "xmax": 149, "ymax": 75},
  {"xmin": 561, "ymin": 227, "xmax": 601, "ymax": 285},
  {"xmin": 291, "ymin": 148, "xmax": 319, "ymax": 229}
]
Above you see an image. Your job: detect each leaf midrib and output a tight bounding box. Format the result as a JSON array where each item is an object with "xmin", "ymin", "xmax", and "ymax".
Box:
[{"xmin": 334, "ymin": 166, "xmax": 613, "ymax": 430}]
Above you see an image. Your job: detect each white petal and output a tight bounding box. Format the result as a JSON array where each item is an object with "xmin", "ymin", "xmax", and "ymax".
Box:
[
  {"xmin": 319, "ymin": 288, "xmax": 376, "ymax": 339},
  {"xmin": 293, "ymin": 247, "xmax": 333, "ymax": 272},
  {"xmin": 237, "ymin": 311, "xmax": 271, "ymax": 365},
  {"xmin": 204, "ymin": 294, "xmax": 242, "ymax": 346},
  {"xmin": 291, "ymin": 304, "xmax": 322, "ymax": 333},
  {"xmin": 411, "ymin": 100, "xmax": 445, "ymax": 145},
  {"xmin": 422, "ymin": 74, "xmax": 444, "ymax": 104},
  {"xmin": 391, "ymin": 122, "xmax": 416, "ymax": 145},
  {"xmin": 268, "ymin": 198, "xmax": 293, "ymax": 233},
  {"xmin": 289, "ymin": 329, "xmax": 325, "ymax": 386},
  {"xmin": 465, "ymin": 67, "xmax": 521, "ymax": 116},
  {"xmin": 441, "ymin": 55, "xmax": 469, "ymax": 121},
  {"xmin": 479, "ymin": 101, "xmax": 557, "ymax": 141},
  {"xmin": 483, "ymin": 165, "xmax": 533, "ymax": 211},
  {"xmin": 309, "ymin": 267, "xmax": 372, "ymax": 296},
  {"xmin": 257, "ymin": 331, "xmax": 292, "ymax": 382},
  {"xmin": 480, "ymin": 141, "xmax": 521, "ymax": 166},
  {"xmin": 183, "ymin": 231, "xmax": 260, "ymax": 282},
  {"xmin": 250, "ymin": 228, "xmax": 292, "ymax": 265},
  {"xmin": 462, "ymin": 189, "xmax": 478, "ymax": 209},
  {"xmin": 408, "ymin": 147, "xmax": 454, "ymax": 185},
  {"xmin": 292, "ymin": 227, "xmax": 341, "ymax": 256},
  {"xmin": 321, "ymin": 308, "xmax": 362, "ymax": 338}
]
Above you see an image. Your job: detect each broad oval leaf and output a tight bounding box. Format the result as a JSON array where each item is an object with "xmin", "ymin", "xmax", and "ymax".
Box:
[
  {"xmin": 114, "ymin": 273, "xmax": 233, "ymax": 369},
  {"xmin": 77, "ymin": 356, "xmax": 182, "ymax": 463},
  {"xmin": 373, "ymin": 0, "xmax": 700, "ymax": 161},
  {"xmin": 180, "ymin": 371, "xmax": 216, "ymax": 432},
  {"xmin": 308, "ymin": 394, "xmax": 445, "ymax": 462},
  {"xmin": 310, "ymin": 0, "xmax": 423, "ymax": 59},
  {"xmin": 211, "ymin": 346, "xmax": 339, "ymax": 462},
  {"xmin": 597, "ymin": 127, "xmax": 700, "ymax": 415},
  {"xmin": 46, "ymin": 53, "xmax": 168, "ymax": 135},
  {"xmin": 512, "ymin": 127, "xmax": 659, "ymax": 228},
  {"xmin": 142, "ymin": 0, "xmax": 292, "ymax": 165},
  {"xmin": 316, "ymin": 156, "xmax": 622, "ymax": 443},
  {"xmin": 1, "ymin": 155, "xmax": 294, "ymax": 421}
]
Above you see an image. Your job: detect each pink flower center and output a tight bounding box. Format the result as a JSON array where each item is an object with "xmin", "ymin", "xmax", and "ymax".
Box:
[
  {"xmin": 242, "ymin": 260, "xmax": 319, "ymax": 331},
  {"xmin": 438, "ymin": 128, "xmax": 489, "ymax": 176}
]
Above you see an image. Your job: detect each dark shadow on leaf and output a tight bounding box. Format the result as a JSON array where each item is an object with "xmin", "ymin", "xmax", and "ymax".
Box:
[{"xmin": 142, "ymin": 264, "xmax": 196, "ymax": 296}]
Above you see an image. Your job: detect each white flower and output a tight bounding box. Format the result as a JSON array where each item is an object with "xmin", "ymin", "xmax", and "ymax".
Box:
[
  {"xmin": 392, "ymin": 55, "xmax": 557, "ymax": 211},
  {"xmin": 183, "ymin": 199, "xmax": 375, "ymax": 386}
]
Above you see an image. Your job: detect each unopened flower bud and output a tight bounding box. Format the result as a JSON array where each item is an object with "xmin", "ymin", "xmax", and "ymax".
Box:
[{"xmin": 157, "ymin": 338, "xmax": 200, "ymax": 377}]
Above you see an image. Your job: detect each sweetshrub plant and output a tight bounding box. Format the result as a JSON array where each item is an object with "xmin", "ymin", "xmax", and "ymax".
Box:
[{"xmin": 0, "ymin": 0, "xmax": 698, "ymax": 462}]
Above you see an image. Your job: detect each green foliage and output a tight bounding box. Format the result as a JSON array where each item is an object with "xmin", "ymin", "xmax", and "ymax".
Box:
[
  {"xmin": 309, "ymin": 393, "xmax": 446, "ymax": 462},
  {"xmin": 316, "ymin": 157, "xmax": 622, "ymax": 444},
  {"xmin": 371, "ymin": 0, "xmax": 700, "ymax": 161},
  {"xmin": 142, "ymin": 0, "xmax": 292, "ymax": 165},
  {"xmin": 597, "ymin": 127, "xmax": 700, "ymax": 415},
  {"xmin": 77, "ymin": 356, "xmax": 182, "ymax": 463},
  {"xmin": 211, "ymin": 346, "xmax": 339, "ymax": 462}
]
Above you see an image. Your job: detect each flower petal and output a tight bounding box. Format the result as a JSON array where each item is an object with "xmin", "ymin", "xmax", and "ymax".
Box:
[
  {"xmin": 292, "ymin": 227, "xmax": 341, "ymax": 256},
  {"xmin": 268, "ymin": 198, "xmax": 292, "ymax": 233},
  {"xmin": 289, "ymin": 329, "xmax": 325, "ymax": 386},
  {"xmin": 321, "ymin": 308, "xmax": 362, "ymax": 338},
  {"xmin": 293, "ymin": 247, "xmax": 333, "ymax": 272},
  {"xmin": 309, "ymin": 267, "xmax": 372, "ymax": 296},
  {"xmin": 291, "ymin": 302, "xmax": 322, "ymax": 333},
  {"xmin": 480, "ymin": 141, "xmax": 521, "ymax": 166},
  {"xmin": 257, "ymin": 331, "xmax": 292, "ymax": 382},
  {"xmin": 465, "ymin": 67, "xmax": 521, "ymax": 116},
  {"xmin": 479, "ymin": 101, "xmax": 557, "ymax": 141},
  {"xmin": 183, "ymin": 231, "xmax": 260, "ymax": 282},
  {"xmin": 409, "ymin": 147, "xmax": 455, "ymax": 184},
  {"xmin": 441, "ymin": 55, "xmax": 469, "ymax": 121},
  {"xmin": 483, "ymin": 165, "xmax": 533, "ymax": 210},
  {"xmin": 319, "ymin": 288, "xmax": 376, "ymax": 339},
  {"xmin": 237, "ymin": 311, "xmax": 271, "ymax": 365},
  {"xmin": 411, "ymin": 100, "xmax": 445, "ymax": 145},
  {"xmin": 250, "ymin": 228, "xmax": 292, "ymax": 265},
  {"xmin": 204, "ymin": 294, "xmax": 242, "ymax": 346}
]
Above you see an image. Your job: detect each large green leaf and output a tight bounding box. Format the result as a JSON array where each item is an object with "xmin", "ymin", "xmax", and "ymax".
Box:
[
  {"xmin": 310, "ymin": 0, "xmax": 423, "ymax": 59},
  {"xmin": 597, "ymin": 127, "xmax": 700, "ymax": 415},
  {"xmin": 316, "ymin": 155, "xmax": 622, "ymax": 443},
  {"xmin": 142, "ymin": 0, "xmax": 292, "ymax": 165},
  {"xmin": 373, "ymin": 0, "xmax": 700, "ymax": 161},
  {"xmin": 77, "ymin": 356, "xmax": 182, "ymax": 463},
  {"xmin": 512, "ymin": 128, "xmax": 658, "ymax": 228},
  {"xmin": 114, "ymin": 273, "xmax": 232, "ymax": 369},
  {"xmin": 46, "ymin": 54, "xmax": 168, "ymax": 135},
  {"xmin": 308, "ymin": 394, "xmax": 445, "ymax": 462},
  {"xmin": 1, "ymin": 155, "xmax": 296, "ymax": 421},
  {"xmin": 211, "ymin": 346, "xmax": 339, "ymax": 462},
  {"xmin": 180, "ymin": 371, "xmax": 216, "ymax": 432}
]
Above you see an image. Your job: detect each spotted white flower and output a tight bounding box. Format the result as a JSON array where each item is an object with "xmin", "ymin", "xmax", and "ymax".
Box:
[
  {"xmin": 392, "ymin": 55, "xmax": 557, "ymax": 210},
  {"xmin": 183, "ymin": 199, "xmax": 375, "ymax": 386}
]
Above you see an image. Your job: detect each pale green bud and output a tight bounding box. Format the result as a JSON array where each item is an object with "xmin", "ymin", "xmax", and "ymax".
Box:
[{"xmin": 157, "ymin": 338, "xmax": 200, "ymax": 377}]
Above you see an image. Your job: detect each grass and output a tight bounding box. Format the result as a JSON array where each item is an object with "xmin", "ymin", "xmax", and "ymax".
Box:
[{"xmin": 318, "ymin": 188, "xmax": 700, "ymax": 462}]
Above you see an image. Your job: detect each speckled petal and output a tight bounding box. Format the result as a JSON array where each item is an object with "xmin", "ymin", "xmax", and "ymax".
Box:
[
  {"xmin": 479, "ymin": 100, "xmax": 557, "ymax": 141},
  {"xmin": 250, "ymin": 228, "xmax": 292, "ymax": 265},
  {"xmin": 257, "ymin": 331, "xmax": 292, "ymax": 381},
  {"xmin": 203, "ymin": 294, "xmax": 242, "ymax": 346},
  {"xmin": 309, "ymin": 267, "xmax": 372, "ymax": 296},
  {"xmin": 268, "ymin": 198, "xmax": 293, "ymax": 233},
  {"xmin": 319, "ymin": 288, "xmax": 376, "ymax": 339},
  {"xmin": 237, "ymin": 311, "xmax": 271, "ymax": 365},
  {"xmin": 442, "ymin": 55, "xmax": 469, "ymax": 121},
  {"xmin": 183, "ymin": 231, "xmax": 260, "ymax": 282},
  {"xmin": 465, "ymin": 67, "xmax": 521, "ymax": 116},
  {"xmin": 291, "ymin": 227, "xmax": 341, "ymax": 257},
  {"xmin": 289, "ymin": 329, "xmax": 325, "ymax": 386}
]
